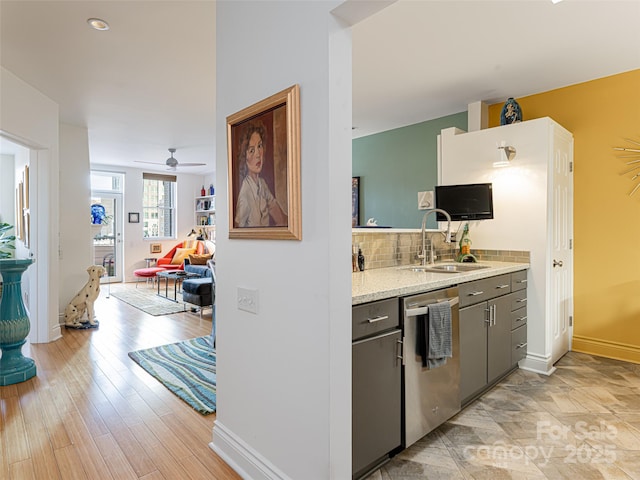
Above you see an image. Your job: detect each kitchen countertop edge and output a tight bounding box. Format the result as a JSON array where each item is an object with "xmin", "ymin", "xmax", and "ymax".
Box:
[{"xmin": 352, "ymin": 261, "xmax": 530, "ymax": 305}]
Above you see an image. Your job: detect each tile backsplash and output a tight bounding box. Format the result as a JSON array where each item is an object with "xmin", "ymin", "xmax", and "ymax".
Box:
[{"xmin": 352, "ymin": 230, "xmax": 530, "ymax": 270}]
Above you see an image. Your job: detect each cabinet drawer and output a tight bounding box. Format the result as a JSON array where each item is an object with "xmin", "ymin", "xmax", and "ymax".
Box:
[
  {"xmin": 352, "ymin": 298, "xmax": 399, "ymax": 341},
  {"xmin": 510, "ymin": 289, "xmax": 528, "ymax": 311},
  {"xmin": 458, "ymin": 274, "xmax": 511, "ymax": 308},
  {"xmin": 511, "ymin": 324, "xmax": 528, "ymax": 365},
  {"xmin": 511, "ymin": 270, "xmax": 528, "ymax": 292},
  {"xmin": 511, "ymin": 307, "xmax": 527, "ymax": 330}
]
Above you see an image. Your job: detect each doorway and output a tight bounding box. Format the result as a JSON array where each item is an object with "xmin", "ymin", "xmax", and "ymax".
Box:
[{"xmin": 91, "ymin": 171, "xmax": 124, "ymax": 283}]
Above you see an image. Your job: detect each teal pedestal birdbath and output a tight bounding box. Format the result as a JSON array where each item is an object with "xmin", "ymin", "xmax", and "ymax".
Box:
[{"xmin": 0, "ymin": 258, "xmax": 36, "ymax": 386}]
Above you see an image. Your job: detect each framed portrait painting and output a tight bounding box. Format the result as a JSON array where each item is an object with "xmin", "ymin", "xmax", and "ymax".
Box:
[{"xmin": 227, "ymin": 84, "xmax": 301, "ymax": 240}]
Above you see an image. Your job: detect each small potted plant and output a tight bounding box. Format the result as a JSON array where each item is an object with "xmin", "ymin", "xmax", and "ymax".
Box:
[{"xmin": 0, "ymin": 222, "xmax": 16, "ymax": 260}]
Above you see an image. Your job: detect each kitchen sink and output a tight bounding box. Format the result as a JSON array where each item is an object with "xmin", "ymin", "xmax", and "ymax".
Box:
[{"xmin": 401, "ymin": 263, "xmax": 490, "ymax": 273}]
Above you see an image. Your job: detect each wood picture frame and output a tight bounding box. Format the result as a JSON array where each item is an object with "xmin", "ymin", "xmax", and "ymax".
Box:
[
  {"xmin": 352, "ymin": 177, "xmax": 360, "ymax": 227},
  {"xmin": 150, "ymin": 243, "xmax": 162, "ymax": 254},
  {"xmin": 227, "ymin": 84, "xmax": 301, "ymax": 240}
]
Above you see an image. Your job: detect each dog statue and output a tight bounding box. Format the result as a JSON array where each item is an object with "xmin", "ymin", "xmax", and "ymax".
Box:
[{"xmin": 64, "ymin": 265, "xmax": 106, "ymax": 328}]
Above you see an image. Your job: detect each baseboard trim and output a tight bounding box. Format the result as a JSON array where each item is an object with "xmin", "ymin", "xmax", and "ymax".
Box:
[
  {"xmin": 572, "ymin": 335, "xmax": 640, "ymax": 364},
  {"xmin": 50, "ymin": 323, "xmax": 62, "ymax": 342},
  {"xmin": 518, "ymin": 352, "xmax": 556, "ymax": 376},
  {"xmin": 210, "ymin": 420, "xmax": 292, "ymax": 480}
]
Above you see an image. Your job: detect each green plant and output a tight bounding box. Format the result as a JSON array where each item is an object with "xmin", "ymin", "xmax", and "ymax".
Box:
[{"xmin": 0, "ymin": 222, "xmax": 16, "ymax": 259}]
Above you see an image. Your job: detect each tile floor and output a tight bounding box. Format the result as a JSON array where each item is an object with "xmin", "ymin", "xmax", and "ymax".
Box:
[{"xmin": 371, "ymin": 352, "xmax": 640, "ymax": 479}]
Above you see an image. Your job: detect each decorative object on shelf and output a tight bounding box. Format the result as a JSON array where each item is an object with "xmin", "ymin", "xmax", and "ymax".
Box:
[
  {"xmin": 63, "ymin": 265, "xmax": 106, "ymax": 329},
  {"xmin": 150, "ymin": 243, "xmax": 162, "ymax": 254},
  {"xmin": 614, "ymin": 137, "xmax": 640, "ymax": 196},
  {"xmin": 500, "ymin": 97, "xmax": 523, "ymax": 125},
  {"xmin": 227, "ymin": 84, "xmax": 301, "ymax": 240},
  {"xmin": 128, "ymin": 212, "xmax": 140, "ymax": 223},
  {"xmin": 0, "ymin": 258, "xmax": 36, "ymax": 385},
  {"xmin": 209, "ymin": 184, "xmax": 215, "ymax": 195},
  {"xmin": 201, "ymin": 185, "xmax": 206, "ymax": 196}
]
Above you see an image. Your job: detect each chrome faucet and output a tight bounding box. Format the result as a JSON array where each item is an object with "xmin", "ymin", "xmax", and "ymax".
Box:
[{"xmin": 419, "ymin": 208, "xmax": 452, "ymax": 266}]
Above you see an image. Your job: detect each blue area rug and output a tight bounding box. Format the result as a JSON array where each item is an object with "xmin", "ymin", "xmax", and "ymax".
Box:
[{"xmin": 128, "ymin": 336, "xmax": 216, "ymax": 414}]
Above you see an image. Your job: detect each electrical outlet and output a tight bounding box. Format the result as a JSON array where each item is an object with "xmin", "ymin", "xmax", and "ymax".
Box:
[
  {"xmin": 418, "ymin": 191, "xmax": 434, "ymax": 210},
  {"xmin": 237, "ymin": 287, "xmax": 259, "ymax": 314}
]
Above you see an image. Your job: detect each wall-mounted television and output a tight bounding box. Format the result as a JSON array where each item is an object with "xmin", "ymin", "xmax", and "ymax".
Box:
[{"xmin": 434, "ymin": 183, "xmax": 494, "ymax": 222}]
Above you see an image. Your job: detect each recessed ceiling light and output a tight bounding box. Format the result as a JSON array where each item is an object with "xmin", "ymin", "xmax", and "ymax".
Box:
[
  {"xmin": 87, "ymin": 18, "xmax": 110, "ymax": 31},
  {"xmin": 551, "ymin": 0, "xmax": 563, "ymax": 4}
]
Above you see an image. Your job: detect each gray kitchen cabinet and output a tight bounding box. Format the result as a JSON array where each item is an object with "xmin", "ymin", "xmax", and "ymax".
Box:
[
  {"xmin": 487, "ymin": 294, "xmax": 513, "ymax": 384},
  {"xmin": 352, "ymin": 298, "xmax": 401, "ymax": 479},
  {"xmin": 459, "ymin": 302, "xmax": 487, "ymax": 401},
  {"xmin": 459, "ymin": 270, "xmax": 528, "ymax": 405}
]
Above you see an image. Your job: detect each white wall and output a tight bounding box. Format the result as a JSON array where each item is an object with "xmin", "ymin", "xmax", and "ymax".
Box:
[
  {"xmin": 1, "ymin": 66, "xmax": 60, "ymax": 343},
  {"xmin": 439, "ymin": 118, "xmax": 555, "ymax": 373},
  {"xmin": 213, "ymin": 2, "xmax": 352, "ymax": 479},
  {"xmin": 58, "ymin": 124, "xmax": 93, "ymax": 310},
  {"xmin": 90, "ymin": 163, "xmax": 208, "ymax": 283}
]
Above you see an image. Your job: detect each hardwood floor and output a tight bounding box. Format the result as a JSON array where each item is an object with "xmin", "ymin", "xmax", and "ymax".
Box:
[{"xmin": 0, "ymin": 284, "xmax": 240, "ymax": 480}]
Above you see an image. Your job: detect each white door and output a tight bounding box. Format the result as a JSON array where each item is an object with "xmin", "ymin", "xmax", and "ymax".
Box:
[
  {"xmin": 550, "ymin": 126, "xmax": 573, "ymax": 364},
  {"xmin": 91, "ymin": 192, "xmax": 123, "ymax": 283}
]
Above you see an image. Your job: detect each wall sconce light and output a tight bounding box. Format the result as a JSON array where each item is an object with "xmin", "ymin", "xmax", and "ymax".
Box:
[{"xmin": 494, "ymin": 143, "xmax": 517, "ymax": 167}]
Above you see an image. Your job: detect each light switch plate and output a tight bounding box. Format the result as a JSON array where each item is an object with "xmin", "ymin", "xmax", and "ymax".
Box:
[{"xmin": 237, "ymin": 287, "xmax": 259, "ymax": 314}]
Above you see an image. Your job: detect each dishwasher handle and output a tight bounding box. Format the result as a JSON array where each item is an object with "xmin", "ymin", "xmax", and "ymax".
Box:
[{"xmin": 405, "ymin": 297, "xmax": 459, "ymax": 317}]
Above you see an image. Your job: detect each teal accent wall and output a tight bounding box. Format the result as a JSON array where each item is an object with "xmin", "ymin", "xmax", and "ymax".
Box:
[{"xmin": 352, "ymin": 112, "xmax": 468, "ymax": 229}]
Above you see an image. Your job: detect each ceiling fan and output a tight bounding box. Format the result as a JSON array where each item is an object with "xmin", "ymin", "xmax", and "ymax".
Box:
[{"xmin": 135, "ymin": 148, "xmax": 206, "ymax": 170}]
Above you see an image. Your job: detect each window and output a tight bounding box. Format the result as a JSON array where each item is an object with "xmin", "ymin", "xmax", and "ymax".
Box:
[{"xmin": 142, "ymin": 173, "xmax": 176, "ymax": 238}]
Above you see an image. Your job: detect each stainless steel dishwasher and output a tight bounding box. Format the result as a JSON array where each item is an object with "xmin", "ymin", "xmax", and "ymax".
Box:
[{"xmin": 402, "ymin": 286, "xmax": 460, "ymax": 448}]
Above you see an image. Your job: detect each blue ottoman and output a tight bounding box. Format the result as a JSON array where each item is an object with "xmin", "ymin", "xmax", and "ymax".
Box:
[{"xmin": 182, "ymin": 277, "xmax": 213, "ymax": 308}]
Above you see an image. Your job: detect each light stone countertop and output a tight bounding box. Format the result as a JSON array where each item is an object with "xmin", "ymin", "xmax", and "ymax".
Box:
[{"xmin": 352, "ymin": 261, "xmax": 530, "ymax": 305}]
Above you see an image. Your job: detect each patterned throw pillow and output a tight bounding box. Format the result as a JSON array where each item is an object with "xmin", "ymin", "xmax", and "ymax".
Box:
[
  {"xmin": 171, "ymin": 248, "xmax": 196, "ymax": 265},
  {"xmin": 188, "ymin": 253, "xmax": 213, "ymax": 265}
]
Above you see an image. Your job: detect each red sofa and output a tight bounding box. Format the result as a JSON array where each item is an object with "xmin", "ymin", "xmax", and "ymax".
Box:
[{"xmin": 156, "ymin": 240, "xmax": 207, "ymax": 270}]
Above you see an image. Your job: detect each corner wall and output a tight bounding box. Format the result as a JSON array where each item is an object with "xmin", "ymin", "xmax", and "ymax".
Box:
[
  {"xmin": 213, "ymin": 2, "xmax": 352, "ymax": 479},
  {"xmin": 58, "ymin": 124, "xmax": 92, "ymax": 312},
  {"xmin": 1, "ymin": 66, "xmax": 60, "ymax": 343},
  {"xmin": 488, "ymin": 69, "xmax": 640, "ymax": 363}
]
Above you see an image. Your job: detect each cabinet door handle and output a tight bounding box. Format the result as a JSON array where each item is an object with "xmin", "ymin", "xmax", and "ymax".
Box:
[
  {"xmin": 484, "ymin": 308, "xmax": 491, "ymax": 324},
  {"xmin": 496, "ymin": 284, "xmax": 510, "ymax": 289},
  {"xmin": 468, "ymin": 291, "xmax": 484, "ymax": 296},
  {"xmin": 367, "ymin": 315, "xmax": 389, "ymax": 323},
  {"xmin": 396, "ymin": 339, "xmax": 403, "ymax": 365},
  {"xmin": 516, "ymin": 316, "xmax": 527, "ymax": 322},
  {"xmin": 517, "ymin": 279, "xmax": 528, "ymax": 284},
  {"xmin": 516, "ymin": 298, "xmax": 527, "ymax": 304},
  {"xmin": 492, "ymin": 304, "xmax": 497, "ymax": 326},
  {"xmin": 553, "ymin": 260, "xmax": 563, "ymax": 268},
  {"xmin": 516, "ymin": 342, "xmax": 528, "ymax": 349}
]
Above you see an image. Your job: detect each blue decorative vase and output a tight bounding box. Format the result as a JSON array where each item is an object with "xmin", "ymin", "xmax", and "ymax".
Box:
[
  {"xmin": 0, "ymin": 258, "xmax": 36, "ymax": 385},
  {"xmin": 500, "ymin": 97, "xmax": 523, "ymax": 125}
]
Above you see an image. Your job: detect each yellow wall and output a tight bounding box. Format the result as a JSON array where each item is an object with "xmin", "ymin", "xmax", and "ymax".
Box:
[{"xmin": 488, "ymin": 70, "xmax": 640, "ymax": 363}]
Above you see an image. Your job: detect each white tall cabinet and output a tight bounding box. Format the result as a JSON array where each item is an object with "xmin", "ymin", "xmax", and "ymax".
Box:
[{"xmin": 439, "ymin": 117, "xmax": 573, "ymax": 375}]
